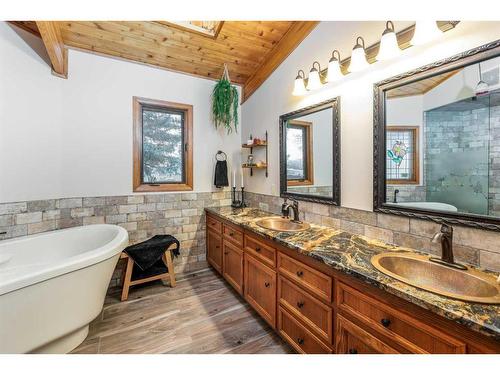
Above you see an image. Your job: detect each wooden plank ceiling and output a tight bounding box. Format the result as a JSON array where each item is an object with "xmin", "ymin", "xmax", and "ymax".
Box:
[
  {"xmin": 10, "ymin": 21, "xmax": 318, "ymax": 102},
  {"xmin": 387, "ymin": 69, "xmax": 462, "ymax": 99}
]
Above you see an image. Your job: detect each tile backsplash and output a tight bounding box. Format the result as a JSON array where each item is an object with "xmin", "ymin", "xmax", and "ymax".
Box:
[
  {"xmin": 0, "ymin": 191, "xmax": 232, "ymax": 287},
  {"xmin": 245, "ymin": 192, "xmax": 500, "ymax": 272},
  {"xmin": 1, "ymin": 189, "xmax": 498, "ymax": 291}
]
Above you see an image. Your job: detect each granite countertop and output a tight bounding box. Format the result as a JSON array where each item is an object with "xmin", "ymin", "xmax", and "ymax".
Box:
[{"xmin": 205, "ymin": 206, "xmax": 500, "ymax": 341}]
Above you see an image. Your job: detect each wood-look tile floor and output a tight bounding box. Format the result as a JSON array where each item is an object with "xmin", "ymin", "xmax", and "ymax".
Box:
[{"xmin": 72, "ymin": 268, "xmax": 292, "ymax": 354}]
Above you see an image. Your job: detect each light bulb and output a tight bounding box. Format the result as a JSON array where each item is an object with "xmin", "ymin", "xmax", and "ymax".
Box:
[
  {"xmin": 326, "ymin": 50, "xmax": 343, "ymax": 83},
  {"xmin": 411, "ymin": 21, "xmax": 442, "ymax": 46},
  {"xmin": 475, "ymin": 63, "xmax": 489, "ymax": 96},
  {"xmin": 306, "ymin": 61, "xmax": 322, "ymax": 90},
  {"xmin": 349, "ymin": 36, "xmax": 369, "ymax": 72},
  {"xmin": 377, "ymin": 21, "xmax": 401, "ymax": 61},
  {"xmin": 292, "ymin": 70, "xmax": 307, "ymax": 96},
  {"xmin": 475, "ymin": 81, "xmax": 489, "ymax": 96}
]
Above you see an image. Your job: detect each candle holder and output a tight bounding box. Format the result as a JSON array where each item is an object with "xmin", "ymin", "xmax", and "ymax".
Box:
[{"xmin": 231, "ymin": 187, "xmax": 247, "ymax": 208}]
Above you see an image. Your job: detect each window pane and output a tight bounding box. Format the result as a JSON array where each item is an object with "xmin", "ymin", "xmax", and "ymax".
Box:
[
  {"xmin": 142, "ymin": 108, "xmax": 184, "ymax": 183},
  {"xmin": 386, "ymin": 129, "xmax": 415, "ymax": 181},
  {"xmin": 287, "ymin": 126, "xmax": 305, "ymax": 180}
]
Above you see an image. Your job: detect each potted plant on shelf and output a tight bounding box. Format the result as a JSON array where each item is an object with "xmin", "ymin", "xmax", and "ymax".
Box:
[{"xmin": 212, "ymin": 63, "xmax": 239, "ymax": 134}]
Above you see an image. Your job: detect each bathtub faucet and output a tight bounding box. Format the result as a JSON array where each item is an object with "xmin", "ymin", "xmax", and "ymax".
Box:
[{"xmin": 392, "ymin": 189, "xmax": 399, "ymax": 203}]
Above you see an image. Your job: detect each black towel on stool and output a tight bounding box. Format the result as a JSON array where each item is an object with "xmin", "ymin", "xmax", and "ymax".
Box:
[
  {"xmin": 124, "ymin": 235, "xmax": 180, "ymax": 272},
  {"xmin": 214, "ymin": 160, "xmax": 229, "ymax": 188}
]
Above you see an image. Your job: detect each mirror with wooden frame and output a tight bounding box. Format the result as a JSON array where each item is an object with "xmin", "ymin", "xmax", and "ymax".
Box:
[
  {"xmin": 374, "ymin": 39, "xmax": 500, "ymax": 231},
  {"xmin": 279, "ymin": 98, "xmax": 340, "ymax": 205}
]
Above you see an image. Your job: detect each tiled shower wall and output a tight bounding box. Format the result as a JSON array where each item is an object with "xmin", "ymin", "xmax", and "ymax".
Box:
[
  {"xmin": 245, "ymin": 191, "xmax": 500, "ymax": 272},
  {"xmin": 0, "ymin": 191, "xmax": 231, "ymax": 287},
  {"xmin": 388, "ymin": 100, "xmax": 500, "ymax": 214}
]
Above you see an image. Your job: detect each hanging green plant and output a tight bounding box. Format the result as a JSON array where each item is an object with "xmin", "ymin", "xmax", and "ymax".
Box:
[{"xmin": 212, "ymin": 64, "xmax": 239, "ymax": 134}]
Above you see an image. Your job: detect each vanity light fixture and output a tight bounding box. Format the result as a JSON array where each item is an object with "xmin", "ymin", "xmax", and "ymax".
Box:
[
  {"xmin": 326, "ymin": 50, "xmax": 343, "ymax": 83},
  {"xmin": 410, "ymin": 21, "xmax": 442, "ymax": 46},
  {"xmin": 306, "ymin": 61, "xmax": 323, "ymax": 90},
  {"xmin": 348, "ymin": 36, "xmax": 370, "ymax": 72},
  {"xmin": 377, "ymin": 21, "xmax": 401, "ymax": 61},
  {"xmin": 292, "ymin": 69, "xmax": 307, "ymax": 96}
]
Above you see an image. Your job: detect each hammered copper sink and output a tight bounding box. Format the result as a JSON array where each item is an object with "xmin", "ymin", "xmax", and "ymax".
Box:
[
  {"xmin": 255, "ymin": 217, "xmax": 310, "ymax": 232},
  {"xmin": 371, "ymin": 252, "xmax": 500, "ymax": 304}
]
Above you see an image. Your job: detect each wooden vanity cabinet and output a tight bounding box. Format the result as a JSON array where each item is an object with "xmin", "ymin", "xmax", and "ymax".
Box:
[
  {"xmin": 278, "ymin": 275, "xmax": 333, "ymax": 344},
  {"xmin": 207, "ymin": 225, "xmax": 223, "ymax": 273},
  {"xmin": 223, "ymin": 240, "xmax": 244, "ymax": 295},
  {"xmin": 336, "ymin": 282, "xmax": 466, "ymax": 354},
  {"xmin": 244, "ymin": 252, "xmax": 277, "ymax": 328},
  {"xmin": 205, "ymin": 213, "xmax": 500, "ymax": 354},
  {"xmin": 335, "ymin": 314, "xmax": 399, "ymax": 354},
  {"xmin": 278, "ymin": 307, "xmax": 333, "ymax": 354}
]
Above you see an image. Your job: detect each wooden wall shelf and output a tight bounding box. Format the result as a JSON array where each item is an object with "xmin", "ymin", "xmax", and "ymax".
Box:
[
  {"xmin": 242, "ymin": 143, "xmax": 267, "ymax": 148},
  {"xmin": 242, "ymin": 131, "xmax": 268, "ymax": 177}
]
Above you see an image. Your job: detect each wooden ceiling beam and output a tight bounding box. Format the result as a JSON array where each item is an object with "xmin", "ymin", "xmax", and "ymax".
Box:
[
  {"xmin": 36, "ymin": 21, "xmax": 67, "ymax": 78},
  {"xmin": 242, "ymin": 21, "xmax": 319, "ymax": 103}
]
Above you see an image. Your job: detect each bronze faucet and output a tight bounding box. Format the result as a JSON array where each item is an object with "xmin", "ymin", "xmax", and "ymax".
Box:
[
  {"xmin": 430, "ymin": 224, "xmax": 467, "ymax": 270},
  {"xmin": 281, "ymin": 198, "xmax": 301, "ymax": 222}
]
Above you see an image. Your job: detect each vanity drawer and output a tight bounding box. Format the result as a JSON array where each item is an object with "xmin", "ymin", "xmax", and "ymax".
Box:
[
  {"xmin": 336, "ymin": 314, "xmax": 399, "ymax": 354},
  {"xmin": 278, "ymin": 275, "xmax": 332, "ymax": 344},
  {"xmin": 278, "ymin": 307, "xmax": 332, "ymax": 354},
  {"xmin": 278, "ymin": 252, "xmax": 332, "ymax": 302},
  {"xmin": 245, "ymin": 234, "xmax": 276, "ymax": 268},
  {"xmin": 207, "ymin": 215, "xmax": 222, "ymax": 233},
  {"xmin": 336, "ymin": 282, "xmax": 466, "ymax": 354},
  {"xmin": 223, "ymin": 224, "xmax": 244, "ymax": 246}
]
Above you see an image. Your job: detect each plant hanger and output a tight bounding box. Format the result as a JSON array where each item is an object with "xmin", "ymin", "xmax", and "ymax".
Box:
[
  {"xmin": 222, "ymin": 63, "xmax": 231, "ymax": 82},
  {"xmin": 212, "ymin": 62, "xmax": 239, "ymax": 134}
]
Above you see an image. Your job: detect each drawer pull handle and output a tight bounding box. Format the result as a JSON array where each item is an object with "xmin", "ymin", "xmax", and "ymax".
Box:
[
  {"xmin": 255, "ymin": 247, "xmax": 261, "ymax": 252},
  {"xmin": 296, "ymin": 301, "xmax": 305, "ymax": 309},
  {"xmin": 297, "ymin": 338, "xmax": 304, "ymax": 345},
  {"xmin": 381, "ymin": 318, "xmax": 391, "ymax": 327},
  {"xmin": 348, "ymin": 349, "xmax": 358, "ymax": 354},
  {"xmin": 229, "ymin": 232, "xmax": 234, "ymax": 236},
  {"xmin": 215, "ymin": 245, "xmax": 220, "ymax": 249},
  {"xmin": 264, "ymin": 282, "xmax": 270, "ymax": 288},
  {"xmin": 296, "ymin": 270, "xmax": 304, "ymax": 277}
]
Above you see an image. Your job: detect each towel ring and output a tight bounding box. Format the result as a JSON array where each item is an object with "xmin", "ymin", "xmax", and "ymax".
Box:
[{"xmin": 215, "ymin": 150, "xmax": 227, "ymax": 161}]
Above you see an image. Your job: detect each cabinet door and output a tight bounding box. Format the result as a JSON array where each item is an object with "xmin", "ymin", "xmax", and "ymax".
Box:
[
  {"xmin": 207, "ymin": 230, "xmax": 223, "ymax": 274},
  {"xmin": 335, "ymin": 315, "xmax": 399, "ymax": 354},
  {"xmin": 244, "ymin": 253, "xmax": 277, "ymax": 328},
  {"xmin": 223, "ymin": 240, "xmax": 243, "ymax": 295}
]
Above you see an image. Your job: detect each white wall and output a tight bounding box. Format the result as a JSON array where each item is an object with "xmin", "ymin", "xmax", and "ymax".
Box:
[
  {"xmin": 0, "ymin": 22, "xmax": 241, "ymax": 203},
  {"xmin": 242, "ymin": 21, "xmax": 500, "ymax": 211}
]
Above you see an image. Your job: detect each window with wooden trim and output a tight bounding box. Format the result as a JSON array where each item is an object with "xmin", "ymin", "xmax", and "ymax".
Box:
[
  {"xmin": 133, "ymin": 97, "xmax": 193, "ymax": 192},
  {"xmin": 386, "ymin": 126, "xmax": 419, "ymax": 184},
  {"xmin": 286, "ymin": 120, "xmax": 314, "ymax": 186}
]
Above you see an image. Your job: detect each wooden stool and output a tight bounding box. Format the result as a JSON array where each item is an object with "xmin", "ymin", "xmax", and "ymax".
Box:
[{"xmin": 120, "ymin": 243, "xmax": 177, "ymax": 301}]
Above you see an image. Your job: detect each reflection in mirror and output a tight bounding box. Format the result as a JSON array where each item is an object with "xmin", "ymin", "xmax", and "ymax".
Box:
[
  {"xmin": 280, "ymin": 98, "xmax": 340, "ymax": 205},
  {"xmin": 287, "ymin": 109, "xmax": 333, "ymax": 197},
  {"xmin": 384, "ymin": 55, "xmax": 500, "ymax": 218}
]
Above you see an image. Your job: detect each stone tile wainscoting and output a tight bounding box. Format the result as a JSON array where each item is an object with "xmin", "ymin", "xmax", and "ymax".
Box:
[
  {"xmin": 245, "ymin": 192, "xmax": 500, "ymax": 272},
  {"xmin": 0, "ymin": 191, "xmax": 232, "ymax": 287}
]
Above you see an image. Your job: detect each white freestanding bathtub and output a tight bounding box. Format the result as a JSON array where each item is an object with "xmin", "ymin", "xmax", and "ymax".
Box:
[{"xmin": 0, "ymin": 224, "xmax": 128, "ymax": 353}]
